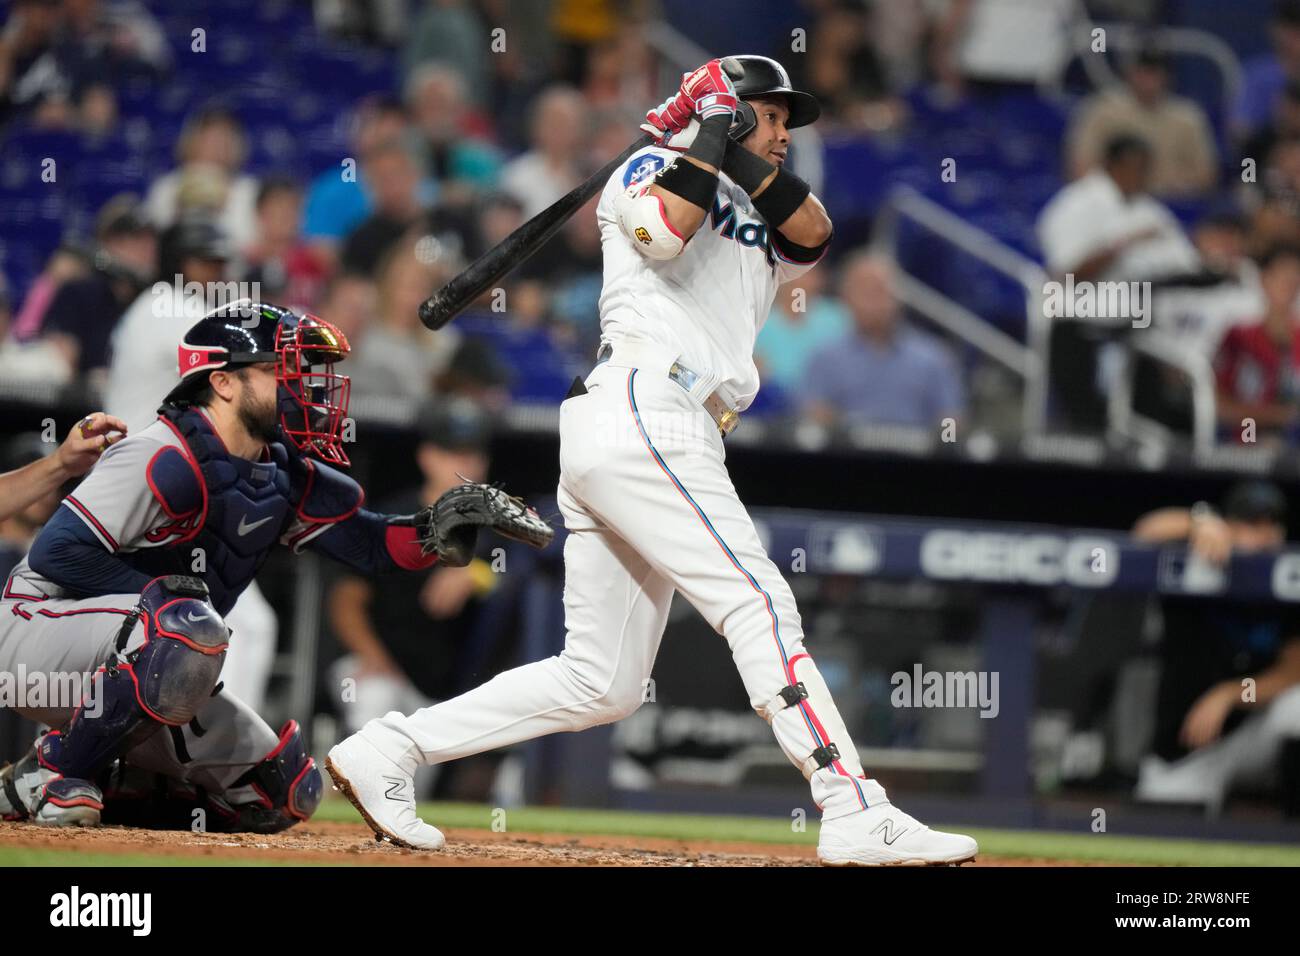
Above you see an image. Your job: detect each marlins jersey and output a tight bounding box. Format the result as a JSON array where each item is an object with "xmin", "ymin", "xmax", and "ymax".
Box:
[{"xmin": 596, "ymin": 146, "xmax": 825, "ymax": 411}]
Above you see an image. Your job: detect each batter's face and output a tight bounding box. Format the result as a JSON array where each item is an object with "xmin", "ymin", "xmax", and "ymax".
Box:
[{"xmin": 739, "ymin": 97, "xmax": 791, "ymax": 166}]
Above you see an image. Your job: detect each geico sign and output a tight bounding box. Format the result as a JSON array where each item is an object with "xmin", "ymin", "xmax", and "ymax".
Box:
[
  {"xmin": 1272, "ymin": 554, "xmax": 1300, "ymax": 601},
  {"xmin": 919, "ymin": 531, "xmax": 1118, "ymax": 587}
]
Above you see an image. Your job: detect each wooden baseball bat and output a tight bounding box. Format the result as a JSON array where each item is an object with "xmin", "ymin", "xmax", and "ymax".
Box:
[
  {"xmin": 417, "ymin": 133, "xmax": 652, "ymax": 330},
  {"xmin": 417, "ymin": 58, "xmax": 745, "ymax": 331}
]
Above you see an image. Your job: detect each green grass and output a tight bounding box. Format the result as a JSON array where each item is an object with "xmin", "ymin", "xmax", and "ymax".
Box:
[{"xmin": 4, "ymin": 798, "xmax": 1298, "ymax": 866}]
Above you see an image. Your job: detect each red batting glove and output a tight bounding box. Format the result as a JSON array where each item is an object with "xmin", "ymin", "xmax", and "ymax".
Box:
[
  {"xmin": 641, "ymin": 91, "xmax": 693, "ymax": 144},
  {"xmin": 679, "ymin": 59, "xmax": 738, "ymax": 121}
]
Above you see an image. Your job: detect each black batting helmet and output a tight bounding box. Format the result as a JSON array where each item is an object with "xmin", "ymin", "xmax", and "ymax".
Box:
[{"xmin": 726, "ymin": 54, "xmax": 820, "ymax": 141}]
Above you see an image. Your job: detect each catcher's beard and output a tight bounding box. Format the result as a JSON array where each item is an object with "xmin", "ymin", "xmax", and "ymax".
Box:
[{"xmin": 238, "ymin": 383, "xmax": 280, "ymax": 445}]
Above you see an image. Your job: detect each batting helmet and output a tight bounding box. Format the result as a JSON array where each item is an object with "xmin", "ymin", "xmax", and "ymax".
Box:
[
  {"xmin": 726, "ymin": 55, "xmax": 820, "ymax": 141},
  {"xmin": 164, "ymin": 300, "xmax": 354, "ymax": 465}
]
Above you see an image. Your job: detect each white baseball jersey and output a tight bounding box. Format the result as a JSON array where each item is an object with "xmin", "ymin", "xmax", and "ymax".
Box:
[{"xmin": 595, "ymin": 146, "xmax": 824, "ymax": 411}]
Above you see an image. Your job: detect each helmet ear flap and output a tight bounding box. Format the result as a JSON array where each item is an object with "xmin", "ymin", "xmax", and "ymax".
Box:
[{"xmin": 729, "ymin": 101, "xmax": 757, "ymax": 143}]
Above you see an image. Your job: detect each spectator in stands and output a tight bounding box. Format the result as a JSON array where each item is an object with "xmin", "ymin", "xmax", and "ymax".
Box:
[
  {"xmin": 549, "ymin": 0, "xmax": 618, "ymax": 88},
  {"xmin": 315, "ymin": 270, "xmax": 378, "ymax": 347},
  {"xmin": 144, "ymin": 104, "xmax": 259, "ymax": 250},
  {"xmin": 756, "ymin": 266, "xmax": 850, "ymax": 394},
  {"xmin": 315, "ymin": 0, "xmax": 406, "ymax": 47},
  {"xmin": 405, "ymin": 63, "xmax": 500, "ymax": 200},
  {"xmin": 55, "ymin": 0, "xmax": 170, "ymax": 89},
  {"xmin": 41, "ymin": 194, "xmax": 156, "ymax": 379},
  {"xmin": 1242, "ymin": 80, "xmax": 1300, "ymax": 173},
  {"xmin": 1067, "ymin": 44, "xmax": 1218, "ymax": 199},
  {"xmin": 1214, "ymin": 244, "xmax": 1300, "ymax": 446},
  {"xmin": 328, "ymin": 396, "xmax": 513, "ymax": 799},
  {"xmin": 340, "ymin": 138, "xmax": 426, "ymax": 277},
  {"xmin": 1038, "ymin": 134, "xmax": 1201, "ymax": 430},
  {"xmin": 105, "ymin": 216, "xmax": 231, "ymax": 433},
  {"xmin": 802, "ymin": 253, "xmax": 965, "ymax": 430},
  {"xmin": 75, "ymin": 79, "xmax": 116, "ymax": 138},
  {"xmin": 1234, "ymin": 0, "xmax": 1300, "ymax": 144},
  {"xmin": 1132, "ymin": 482, "xmax": 1300, "ymax": 817},
  {"xmin": 0, "ymin": 271, "xmax": 71, "ymax": 386},
  {"xmin": 435, "ymin": 337, "xmax": 512, "ymax": 413},
  {"xmin": 303, "ymin": 95, "xmax": 408, "ymax": 265},
  {"xmin": 7, "ymin": 244, "xmax": 90, "ymax": 344},
  {"xmin": 348, "ymin": 238, "xmax": 460, "ymax": 402},
  {"xmin": 499, "ymin": 85, "xmax": 585, "ymax": 219},
  {"xmin": 241, "ymin": 177, "xmax": 328, "ymax": 310},
  {"xmin": 582, "ymin": 23, "xmax": 656, "ymax": 117},
  {"xmin": 0, "ymin": 0, "xmax": 67, "ymax": 125},
  {"xmin": 790, "ymin": 0, "xmax": 905, "ymax": 132},
  {"xmin": 931, "ymin": 0, "xmax": 1077, "ymax": 93},
  {"xmin": 401, "ymin": 0, "xmax": 489, "ymax": 108},
  {"xmin": 1250, "ymin": 134, "xmax": 1300, "ymax": 251}
]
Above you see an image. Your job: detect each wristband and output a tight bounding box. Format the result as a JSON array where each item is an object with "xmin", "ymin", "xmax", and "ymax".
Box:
[
  {"xmin": 720, "ymin": 138, "xmax": 774, "ymax": 194},
  {"xmin": 655, "ymin": 156, "xmax": 720, "ymax": 210},
  {"xmin": 683, "ymin": 113, "xmax": 730, "ymax": 170}
]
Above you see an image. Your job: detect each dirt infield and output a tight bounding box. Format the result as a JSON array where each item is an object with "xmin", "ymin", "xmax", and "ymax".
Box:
[{"xmin": 0, "ymin": 819, "xmax": 1099, "ymax": 866}]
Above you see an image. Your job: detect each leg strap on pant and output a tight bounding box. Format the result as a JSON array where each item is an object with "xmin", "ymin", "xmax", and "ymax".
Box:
[
  {"xmin": 758, "ymin": 681, "xmax": 808, "ymax": 722},
  {"xmin": 801, "ymin": 742, "xmax": 841, "ymax": 777}
]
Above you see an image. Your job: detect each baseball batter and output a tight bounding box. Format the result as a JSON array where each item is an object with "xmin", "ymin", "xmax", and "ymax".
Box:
[
  {"xmin": 329, "ymin": 57, "xmax": 978, "ymax": 865},
  {"xmin": 0, "ymin": 301, "xmax": 535, "ymax": 831}
]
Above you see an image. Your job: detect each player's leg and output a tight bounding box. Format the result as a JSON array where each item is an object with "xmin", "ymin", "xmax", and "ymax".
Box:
[
  {"xmin": 577, "ymin": 366, "xmax": 976, "ymax": 864},
  {"xmin": 0, "ymin": 576, "xmax": 231, "ymax": 828},
  {"xmin": 219, "ymin": 580, "xmax": 278, "ymax": 715},
  {"xmin": 0, "ymin": 590, "xmax": 143, "ymax": 825},
  {"xmin": 105, "ymin": 690, "xmax": 321, "ymax": 834},
  {"xmin": 327, "ymin": 482, "xmax": 675, "ymax": 848}
]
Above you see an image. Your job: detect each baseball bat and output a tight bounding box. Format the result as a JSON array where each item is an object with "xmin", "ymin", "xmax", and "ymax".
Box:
[{"xmin": 417, "ymin": 58, "xmax": 745, "ymax": 331}]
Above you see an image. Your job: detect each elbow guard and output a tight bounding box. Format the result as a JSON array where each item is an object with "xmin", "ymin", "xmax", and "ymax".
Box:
[{"xmin": 614, "ymin": 183, "xmax": 686, "ymax": 260}]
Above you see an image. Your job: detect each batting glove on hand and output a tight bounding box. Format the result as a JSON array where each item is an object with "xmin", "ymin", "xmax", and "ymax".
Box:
[
  {"xmin": 680, "ymin": 59, "xmax": 738, "ymax": 122},
  {"xmin": 640, "ymin": 93, "xmax": 700, "ymax": 149}
]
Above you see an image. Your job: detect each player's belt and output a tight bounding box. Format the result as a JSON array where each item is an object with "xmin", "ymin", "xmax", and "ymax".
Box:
[{"xmin": 595, "ymin": 343, "xmax": 741, "ymax": 438}]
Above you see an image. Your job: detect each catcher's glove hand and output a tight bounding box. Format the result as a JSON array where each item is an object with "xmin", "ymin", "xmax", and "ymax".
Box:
[{"xmin": 401, "ymin": 482, "xmax": 554, "ymax": 568}]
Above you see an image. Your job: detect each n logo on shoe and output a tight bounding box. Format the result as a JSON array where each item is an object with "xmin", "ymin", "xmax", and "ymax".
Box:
[
  {"xmin": 871, "ymin": 817, "xmax": 909, "ymax": 846},
  {"xmin": 383, "ymin": 776, "xmax": 410, "ymax": 802}
]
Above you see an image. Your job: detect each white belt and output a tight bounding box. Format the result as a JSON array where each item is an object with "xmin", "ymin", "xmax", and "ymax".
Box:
[{"xmin": 595, "ymin": 342, "xmax": 740, "ymax": 438}]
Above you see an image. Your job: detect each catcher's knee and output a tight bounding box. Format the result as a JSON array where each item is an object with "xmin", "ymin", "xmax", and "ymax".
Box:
[
  {"xmin": 45, "ymin": 576, "xmax": 229, "ymax": 779},
  {"xmin": 223, "ymin": 720, "xmax": 322, "ymax": 833}
]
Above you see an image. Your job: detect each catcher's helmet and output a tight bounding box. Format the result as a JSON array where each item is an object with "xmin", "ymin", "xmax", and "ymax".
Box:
[
  {"xmin": 164, "ymin": 299, "xmax": 353, "ymax": 465},
  {"xmin": 726, "ymin": 54, "xmax": 820, "ymax": 141}
]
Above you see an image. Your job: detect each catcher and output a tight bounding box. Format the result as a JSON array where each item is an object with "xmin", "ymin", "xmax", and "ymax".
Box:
[{"xmin": 0, "ymin": 301, "xmax": 550, "ymax": 832}]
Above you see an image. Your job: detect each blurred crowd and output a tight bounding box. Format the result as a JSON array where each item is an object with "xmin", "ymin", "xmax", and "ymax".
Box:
[{"xmin": 6, "ymin": 0, "xmax": 1300, "ymax": 446}]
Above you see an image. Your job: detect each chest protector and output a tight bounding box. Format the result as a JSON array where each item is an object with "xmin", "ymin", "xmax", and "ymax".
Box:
[{"xmin": 127, "ymin": 407, "xmax": 303, "ymax": 615}]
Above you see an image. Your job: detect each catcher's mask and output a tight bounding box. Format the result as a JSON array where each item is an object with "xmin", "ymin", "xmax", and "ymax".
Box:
[{"xmin": 164, "ymin": 300, "xmax": 353, "ymax": 465}]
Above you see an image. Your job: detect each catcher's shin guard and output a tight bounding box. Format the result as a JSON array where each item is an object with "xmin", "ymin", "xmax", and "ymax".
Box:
[
  {"xmin": 221, "ymin": 720, "xmax": 322, "ymax": 833},
  {"xmin": 44, "ymin": 575, "xmax": 229, "ymax": 781},
  {"xmin": 755, "ymin": 652, "xmax": 882, "ymax": 817}
]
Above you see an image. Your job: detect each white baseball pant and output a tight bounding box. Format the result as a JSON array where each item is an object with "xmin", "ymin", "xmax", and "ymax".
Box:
[{"xmin": 362, "ymin": 342, "xmax": 887, "ymax": 819}]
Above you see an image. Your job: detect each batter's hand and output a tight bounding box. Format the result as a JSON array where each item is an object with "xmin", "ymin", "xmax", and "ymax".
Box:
[
  {"xmin": 679, "ymin": 59, "xmax": 738, "ymax": 121},
  {"xmin": 642, "ymin": 91, "xmax": 693, "ymax": 142},
  {"xmin": 56, "ymin": 412, "xmax": 127, "ymax": 477}
]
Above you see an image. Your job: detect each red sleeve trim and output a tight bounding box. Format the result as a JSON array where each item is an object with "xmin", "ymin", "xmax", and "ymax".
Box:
[
  {"xmin": 64, "ymin": 496, "xmax": 120, "ymax": 552},
  {"xmin": 384, "ymin": 524, "xmax": 439, "ymax": 571}
]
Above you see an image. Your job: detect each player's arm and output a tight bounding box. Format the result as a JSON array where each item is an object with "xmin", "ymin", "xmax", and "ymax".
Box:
[
  {"xmin": 281, "ymin": 459, "xmax": 437, "ymax": 574},
  {"xmin": 1181, "ymin": 639, "xmax": 1300, "ymax": 749},
  {"xmin": 0, "ymin": 413, "xmax": 126, "ymax": 522},
  {"xmin": 327, "ymin": 575, "xmax": 403, "ymax": 675},
  {"xmin": 719, "ymin": 138, "xmax": 832, "ymax": 258},
  {"xmin": 618, "ymin": 61, "xmax": 739, "ymax": 258}
]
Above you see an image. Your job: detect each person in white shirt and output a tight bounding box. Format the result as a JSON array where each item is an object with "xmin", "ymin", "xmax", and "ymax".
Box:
[
  {"xmin": 1037, "ymin": 134, "xmax": 1202, "ymax": 430},
  {"xmin": 328, "ymin": 55, "xmax": 979, "ymax": 867}
]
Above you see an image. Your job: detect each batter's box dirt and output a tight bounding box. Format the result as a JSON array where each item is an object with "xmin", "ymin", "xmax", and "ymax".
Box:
[{"xmin": 0, "ymin": 820, "xmax": 1090, "ymax": 865}]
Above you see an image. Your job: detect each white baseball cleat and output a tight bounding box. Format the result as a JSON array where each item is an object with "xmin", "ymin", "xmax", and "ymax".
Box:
[
  {"xmin": 817, "ymin": 802, "xmax": 977, "ymax": 866},
  {"xmin": 325, "ymin": 733, "xmax": 445, "ymax": 851}
]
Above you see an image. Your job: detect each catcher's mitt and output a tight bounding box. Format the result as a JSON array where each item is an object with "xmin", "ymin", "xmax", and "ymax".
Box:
[{"xmin": 404, "ymin": 482, "xmax": 554, "ymax": 567}]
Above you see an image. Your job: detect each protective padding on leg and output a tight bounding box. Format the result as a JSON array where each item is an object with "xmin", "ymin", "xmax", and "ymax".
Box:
[
  {"xmin": 132, "ymin": 575, "xmax": 229, "ymax": 724},
  {"xmin": 758, "ymin": 652, "xmax": 866, "ymax": 781},
  {"xmin": 42, "ymin": 576, "xmax": 228, "ymax": 779},
  {"xmin": 227, "ymin": 720, "xmax": 322, "ymax": 833}
]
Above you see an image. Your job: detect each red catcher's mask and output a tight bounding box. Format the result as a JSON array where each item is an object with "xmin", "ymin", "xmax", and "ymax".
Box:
[{"xmin": 274, "ymin": 314, "xmax": 352, "ymax": 466}]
